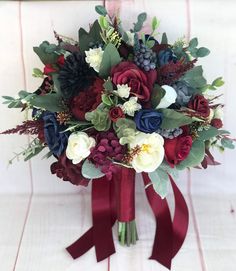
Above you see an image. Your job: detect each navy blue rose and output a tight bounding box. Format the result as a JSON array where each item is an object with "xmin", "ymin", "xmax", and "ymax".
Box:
[
  {"xmin": 43, "ymin": 112, "xmax": 68, "ymax": 157},
  {"xmin": 158, "ymin": 48, "xmax": 177, "ymax": 66},
  {"xmin": 134, "ymin": 110, "xmax": 163, "ymax": 133}
]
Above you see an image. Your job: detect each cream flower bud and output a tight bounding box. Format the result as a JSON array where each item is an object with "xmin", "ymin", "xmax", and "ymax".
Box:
[
  {"xmin": 156, "ymin": 85, "xmax": 177, "ymax": 109},
  {"xmin": 129, "ymin": 132, "xmax": 164, "ymax": 173},
  {"xmin": 66, "ymin": 132, "xmax": 95, "ymax": 164},
  {"xmin": 85, "ymin": 47, "xmax": 104, "ymax": 72}
]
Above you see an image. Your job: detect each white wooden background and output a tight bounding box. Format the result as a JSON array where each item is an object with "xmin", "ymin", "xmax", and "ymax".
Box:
[{"xmin": 0, "ymin": 1, "xmax": 236, "ymax": 271}]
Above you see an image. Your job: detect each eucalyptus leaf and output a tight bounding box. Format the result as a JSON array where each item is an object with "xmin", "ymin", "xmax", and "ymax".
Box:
[
  {"xmin": 176, "ymin": 140, "xmax": 205, "ymax": 170},
  {"xmin": 221, "ymin": 138, "xmax": 235, "ymax": 149},
  {"xmin": 99, "ymin": 43, "xmax": 121, "ymax": 78},
  {"xmin": 161, "ymin": 109, "xmax": 194, "ymax": 129},
  {"xmin": 188, "ymin": 37, "xmax": 198, "ymax": 49},
  {"xmin": 181, "ymin": 66, "xmax": 207, "ymax": 89},
  {"xmin": 148, "ymin": 168, "xmax": 169, "ymax": 199},
  {"xmin": 95, "ymin": 5, "xmax": 107, "ymax": 16},
  {"xmin": 30, "ymin": 93, "xmax": 66, "ymax": 112},
  {"xmin": 151, "ymin": 84, "xmax": 166, "ymax": 108},
  {"xmin": 196, "ymin": 47, "xmax": 210, "ymax": 57},
  {"xmin": 212, "ymin": 77, "xmax": 224, "ymax": 87},
  {"xmin": 197, "ymin": 127, "xmax": 229, "ymax": 141},
  {"xmin": 82, "ymin": 159, "xmax": 105, "ymax": 179}
]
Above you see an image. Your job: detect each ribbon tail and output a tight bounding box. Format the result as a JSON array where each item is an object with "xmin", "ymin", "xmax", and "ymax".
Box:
[
  {"xmin": 66, "ymin": 176, "xmax": 116, "ymax": 262},
  {"xmin": 142, "ymin": 173, "xmax": 173, "ymax": 269},
  {"xmin": 169, "ymin": 175, "xmax": 189, "ymax": 258},
  {"xmin": 92, "ymin": 176, "xmax": 116, "ymax": 261}
]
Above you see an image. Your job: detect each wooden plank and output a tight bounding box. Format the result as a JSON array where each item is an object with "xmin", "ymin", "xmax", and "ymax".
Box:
[
  {"xmin": 0, "ymin": 196, "xmax": 31, "ymax": 270},
  {"xmin": 11, "ymin": 193, "xmax": 107, "ymax": 271}
]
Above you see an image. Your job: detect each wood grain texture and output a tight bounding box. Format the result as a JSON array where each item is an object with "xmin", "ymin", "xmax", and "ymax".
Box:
[{"xmin": 0, "ymin": 0, "xmax": 235, "ymax": 271}]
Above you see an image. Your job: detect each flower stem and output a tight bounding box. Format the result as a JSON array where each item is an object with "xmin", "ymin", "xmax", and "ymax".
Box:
[{"xmin": 118, "ymin": 220, "xmax": 138, "ymax": 246}]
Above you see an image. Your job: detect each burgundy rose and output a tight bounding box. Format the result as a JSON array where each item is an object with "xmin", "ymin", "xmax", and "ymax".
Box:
[
  {"xmin": 188, "ymin": 94, "xmax": 210, "ymax": 118},
  {"xmin": 50, "ymin": 153, "xmax": 89, "ymax": 186},
  {"xmin": 44, "ymin": 64, "xmax": 57, "ymax": 75},
  {"xmin": 109, "ymin": 106, "xmax": 125, "ymax": 122},
  {"xmin": 111, "ymin": 61, "xmax": 157, "ymax": 102},
  {"xmin": 211, "ymin": 118, "xmax": 223, "ymax": 129},
  {"xmin": 70, "ymin": 77, "xmax": 103, "ymax": 120},
  {"xmin": 164, "ymin": 136, "xmax": 193, "ymax": 167}
]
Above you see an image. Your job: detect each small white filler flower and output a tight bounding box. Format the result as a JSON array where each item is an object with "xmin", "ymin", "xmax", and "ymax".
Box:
[
  {"xmin": 122, "ymin": 96, "xmax": 142, "ymax": 116},
  {"xmin": 116, "ymin": 84, "xmax": 131, "ymax": 98}
]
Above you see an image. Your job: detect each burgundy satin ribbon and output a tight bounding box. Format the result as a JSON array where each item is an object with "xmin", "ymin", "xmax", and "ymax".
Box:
[
  {"xmin": 117, "ymin": 168, "xmax": 135, "ymax": 222},
  {"xmin": 142, "ymin": 173, "xmax": 189, "ymax": 269},
  {"xmin": 67, "ymin": 170, "xmax": 189, "ymax": 270},
  {"xmin": 66, "ymin": 176, "xmax": 116, "ymax": 261}
]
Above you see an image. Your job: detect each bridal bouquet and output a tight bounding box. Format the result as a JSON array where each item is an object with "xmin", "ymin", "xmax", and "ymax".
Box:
[{"xmin": 1, "ymin": 5, "xmax": 235, "ymax": 269}]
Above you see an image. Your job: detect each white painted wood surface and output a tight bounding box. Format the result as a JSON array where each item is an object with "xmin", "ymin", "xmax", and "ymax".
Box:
[{"xmin": 0, "ymin": 1, "xmax": 235, "ymax": 270}]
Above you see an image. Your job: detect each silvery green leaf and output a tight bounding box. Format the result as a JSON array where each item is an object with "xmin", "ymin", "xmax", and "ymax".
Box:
[
  {"xmin": 148, "ymin": 168, "xmax": 170, "ymax": 199},
  {"xmin": 82, "ymin": 159, "xmax": 105, "ymax": 179}
]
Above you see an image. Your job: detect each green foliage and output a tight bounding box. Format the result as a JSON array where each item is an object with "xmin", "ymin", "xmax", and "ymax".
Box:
[
  {"xmin": 201, "ymin": 77, "xmax": 225, "ymax": 92},
  {"xmin": 152, "ymin": 16, "xmax": 159, "ymax": 32},
  {"xmin": 101, "ymin": 93, "xmax": 118, "ymax": 107},
  {"xmin": 64, "ymin": 120, "xmax": 92, "ymax": 132},
  {"xmin": 221, "ymin": 138, "xmax": 235, "ymax": 149},
  {"xmin": 103, "ymin": 78, "xmax": 114, "ymax": 91},
  {"xmin": 99, "ymin": 16, "xmax": 109, "ymax": 29},
  {"xmin": 148, "ymin": 168, "xmax": 169, "ymax": 199},
  {"xmin": 8, "ymin": 138, "xmax": 45, "ymax": 165},
  {"xmin": 2, "ymin": 91, "xmax": 34, "ymax": 108},
  {"xmin": 82, "ymin": 159, "xmax": 105, "ymax": 179},
  {"xmin": 78, "ymin": 20, "xmax": 103, "ymax": 52},
  {"xmin": 181, "ymin": 66, "xmax": 207, "ymax": 89},
  {"xmin": 30, "ymin": 93, "xmax": 66, "ymax": 112},
  {"xmin": 33, "ymin": 41, "xmax": 60, "ymax": 65},
  {"xmin": 99, "ymin": 43, "xmax": 121, "ymax": 78},
  {"xmin": 85, "ymin": 107, "xmax": 111, "ymax": 131},
  {"xmin": 113, "ymin": 118, "xmax": 136, "ymax": 145},
  {"xmin": 176, "ymin": 140, "xmax": 205, "ymax": 170},
  {"xmin": 32, "ymin": 68, "xmax": 44, "ymax": 78},
  {"xmin": 151, "ymin": 84, "xmax": 166, "ymax": 108},
  {"xmin": 95, "ymin": 5, "xmax": 107, "ymax": 16},
  {"xmin": 197, "ymin": 126, "xmax": 230, "ymax": 141},
  {"xmin": 133, "ymin": 12, "xmax": 147, "ymax": 32},
  {"xmin": 187, "ymin": 37, "xmax": 210, "ymax": 58},
  {"xmin": 161, "ymin": 109, "xmax": 194, "ymax": 129},
  {"xmin": 161, "ymin": 32, "xmax": 168, "ymax": 44}
]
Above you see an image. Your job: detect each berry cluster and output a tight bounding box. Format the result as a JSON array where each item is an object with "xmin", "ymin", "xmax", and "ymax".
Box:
[
  {"xmin": 156, "ymin": 127, "xmax": 183, "ymax": 139},
  {"xmin": 134, "ymin": 43, "xmax": 157, "ymax": 72}
]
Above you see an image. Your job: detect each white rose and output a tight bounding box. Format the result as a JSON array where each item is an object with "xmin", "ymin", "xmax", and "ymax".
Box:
[
  {"xmin": 129, "ymin": 132, "xmax": 164, "ymax": 173},
  {"xmin": 156, "ymin": 85, "xmax": 177, "ymax": 109},
  {"xmin": 66, "ymin": 132, "xmax": 96, "ymax": 164},
  {"xmin": 214, "ymin": 105, "xmax": 224, "ymax": 120},
  {"xmin": 85, "ymin": 47, "xmax": 104, "ymax": 72}
]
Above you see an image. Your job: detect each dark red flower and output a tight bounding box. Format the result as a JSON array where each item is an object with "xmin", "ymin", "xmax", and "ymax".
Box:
[
  {"xmin": 57, "ymin": 55, "xmax": 65, "ymax": 66},
  {"xmin": 50, "ymin": 153, "xmax": 89, "ymax": 186},
  {"xmin": 69, "ymin": 77, "xmax": 103, "ymax": 120},
  {"xmin": 111, "ymin": 61, "xmax": 157, "ymax": 102},
  {"xmin": 188, "ymin": 94, "xmax": 210, "ymax": 118},
  {"xmin": 164, "ymin": 136, "xmax": 193, "ymax": 167},
  {"xmin": 109, "ymin": 106, "xmax": 125, "ymax": 122},
  {"xmin": 44, "ymin": 64, "xmax": 57, "ymax": 75},
  {"xmin": 211, "ymin": 118, "xmax": 223, "ymax": 129}
]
